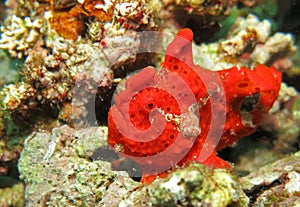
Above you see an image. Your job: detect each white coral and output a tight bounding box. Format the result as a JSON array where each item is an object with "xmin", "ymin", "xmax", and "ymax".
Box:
[
  {"xmin": 220, "ymin": 14, "xmax": 271, "ymax": 56},
  {"xmin": 250, "ymin": 33, "xmax": 296, "ymax": 65},
  {"xmin": 0, "ymin": 15, "xmax": 44, "ymax": 58}
]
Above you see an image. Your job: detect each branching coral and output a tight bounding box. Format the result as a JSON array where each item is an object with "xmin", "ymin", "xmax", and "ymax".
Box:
[{"xmin": 0, "ymin": 15, "xmax": 44, "ymax": 58}]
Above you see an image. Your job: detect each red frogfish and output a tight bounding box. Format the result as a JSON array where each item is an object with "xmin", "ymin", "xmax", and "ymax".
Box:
[{"xmin": 108, "ymin": 28, "xmax": 281, "ymax": 183}]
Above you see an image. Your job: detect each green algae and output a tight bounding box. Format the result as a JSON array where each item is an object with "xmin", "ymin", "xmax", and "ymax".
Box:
[{"xmin": 0, "ymin": 178, "xmax": 24, "ymax": 207}]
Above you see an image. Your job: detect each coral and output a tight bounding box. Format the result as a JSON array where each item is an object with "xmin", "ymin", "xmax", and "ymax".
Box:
[
  {"xmin": 277, "ymin": 83, "xmax": 298, "ymax": 103},
  {"xmin": 49, "ymin": 5, "xmax": 88, "ymax": 40},
  {"xmin": 113, "ymin": 0, "xmax": 157, "ymax": 31},
  {"xmin": 0, "ymin": 178, "xmax": 24, "ymax": 207},
  {"xmin": 210, "ymin": 0, "xmax": 280, "ymax": 41},
  {"xmin": 1, "ymin": 82, "xmax": 36, "ymax": 113},
  {"xmin": 193, "ymin": 14, "xmax": 296, "ymax": 71},
  {"xmin": 241, "ymin": 151, "xmax": 300, "ymax": 206},
  {"xmin": 119, "ymin": 163, "xmax": 249, "ymax": 207},
  {"xmin": 16, "ymin": 123, "xmax": 300, "ymax": 206},
  {"xmin": 108, "ymin": 28, "xmax": 281, "ymax": 182},
  {"xmin": 219, "ymin": 14, "xmax": 271, "ymax": 57},
  {"xmin": 0, "ymin": 15, "xmax": 45, "ymax": 58},
  {"xmin": 18, "ymin": 124, "xmax": 251, "ymax": 207},
  {"xmin": 259, "ymin": 84, "xmax": 300, "ymax": 154},
  {"xmin": 250, "ymin": 32, "xmax": 296, "ymax": 66},
  {"xmin": 0, "ymin": 30, "xmax": 142, "ymax": 123},
  {"xmin": 49, "ymin": 0, "xmax": 158, "ymax": 40},
  {"xmin": 74, "ymin": 125, "xmax": 108, "ymax": 158},
  {"xmin": 97, "ymin": 174, "xmax": 141, "ymax": 206},
  {"xmin": 0, "ymin": 0, "xmax": 298, "ymax": 205},
  {"xmin": 0, "ymin": 0, "xmax": 157, "ymax": 122},
  {"xmin": 1, "ymin": 7, "xmax": 293, "ymax": 127},
  {"xmin": 18, "ymin": 125, "xmax": 132, "ymax": 206}
]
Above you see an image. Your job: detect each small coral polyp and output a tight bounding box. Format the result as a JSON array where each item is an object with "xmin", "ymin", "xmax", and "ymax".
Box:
[{"xmin": 108, "ymin": 28, "xmax": 281, "ymax": 183}]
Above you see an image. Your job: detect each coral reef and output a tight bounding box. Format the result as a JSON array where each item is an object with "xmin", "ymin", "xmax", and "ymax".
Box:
[
  {"xmin": 1, "ymin": 4, "xmax": 294, "ymax": 124},
  {"xmin": 18, "ymin": 123, "xmax": 249, "ymax": 206},
  {"xmin": 0, "ymin": 0, "xmax": 158, "ymax": 121},
  {"xmin": 0, "ymin": 0, "xmax": 299, "ymax": 206},
  {"xmin": 50, "ymin": 0, "xmax": 158, "ymax": 40},
  {"xmin": 0, "ymin": 1, "xmax": 153, "ymax": 203},
  {"xmin": 0, "ymin": 31, "xmax": 142, "ymax": 123},
  {"xmin": 241, "ymin": 152, "xmax": 300, "ymax": 205},
  {"xmin": 260, "ymin": 83, "xmax": 300, "ymax": 154},
  {"xmin": 120, "ymin": 163, "xmax": 249, "ymax": 207},
  {"xmin": 18, "ymin": 125, "xmax": 124, "ymax": 206},
  {"xmin": 0, "ymin": 15, "xmax": 45, "ymax": 58},
  {"xmin": 220, "ymin": 14, "xmax": 271, "ymax": 57},
  {"xmin": 17, "ymin": 123, "xmax": 300, "ymax": 206},
  {"xmin": 193, "ymin": 14, "xmax": 296, "ymax": 71}
]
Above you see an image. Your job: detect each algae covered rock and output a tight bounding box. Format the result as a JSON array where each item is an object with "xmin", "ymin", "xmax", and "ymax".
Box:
[
  {"xmin": 0, "ymin": 177, "xmax": 24, "ymax": 207},
  {"xmin": 120, "ymin": 163, "xmax": 249, "ymax": 207},
  {"xmin": 241, "ymin": 152, "xmax": 300, "ymax": 206},
  {"xmin": 18, "ymin": 125, "xmax": 250, "ymax": 207},
  {"xmin": 16, "ymin": 117, "xmax": 300, "ymax": 207},
  {"xmin": 18, "ymin": 125, "xmax": 136, "ymax": 206}
]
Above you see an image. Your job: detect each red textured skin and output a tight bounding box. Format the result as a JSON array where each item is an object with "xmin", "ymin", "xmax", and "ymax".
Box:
[{"xmin": 108, "ymin": 28, "xmax": 282, "ymax": 183}]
